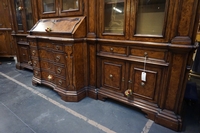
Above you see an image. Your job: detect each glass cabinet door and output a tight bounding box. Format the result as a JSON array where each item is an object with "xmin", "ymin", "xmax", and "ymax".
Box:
[
  {"xmin": 14, "ymin": 0, "xmax": 24, "ymax": 31},
  {"xmin": 43, "ymin": 0, "xmax": 56, "ymax": 13},
  {"xmin": 39, "ymin": 0, "xmax": 58, "ymax": 17},
  {"xmin": 24, "ymin": 0, "xmax": 34, "ymax": 31},
  {"xmin": 103, "ymin": 0, "xmax": 125, "ymax": 34},
  {"xmin": 135, "ymin": 0, "xmax": 167, "ymax": 36}
]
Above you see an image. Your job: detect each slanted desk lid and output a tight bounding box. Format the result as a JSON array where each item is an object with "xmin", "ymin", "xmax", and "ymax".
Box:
[{"xmin": 30, "ymin": 17, "xmax": 86, "ymax": 38}]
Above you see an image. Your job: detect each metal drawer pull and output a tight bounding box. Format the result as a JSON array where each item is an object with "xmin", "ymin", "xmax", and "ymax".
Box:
[
  {"xmin": 57, "ymin": 68, "xmax": 62, "ymax": 74},
  {"xmin": 58, "ymin": 80, "xmax": 62, "ymax": 85},
  {"xmin": 28, "ymin": 61, "xmax": 32, "ymax": 65},
  {"xmin": 128, "ymin": 80, "xmax": 132, "ymax": 83},
  {"xmin": 32, "ymin": 50, "xmax": 36, "ymax": 56},
  {"xmin": 144, "ymin": 52, "xmax": 148, "ymax": 57},
  {"xmin": 110, "ymin": 47, "xmax": 114, "ymax": 51},
  {"xmin": 48, "ymin": 75, "xmax": 53, "ymax": 80},
  {"xmin": 109, "ymin": 74, "xmax": 113, "ymax": 78},
  {"xmin": 56, "ymin": 55, "xmax": 60, "ymax": 62},
  {"xmin": 56, "ymin": 45, "xmax": 60, "ymax": 50},
  {"xmin": 33, "ymin": 61, "xmax": 37, "ymax": 66}
]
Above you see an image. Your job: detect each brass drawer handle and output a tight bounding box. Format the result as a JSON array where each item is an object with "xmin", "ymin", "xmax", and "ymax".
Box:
[
  {"xmin": 32, "ymin": 50, "xmax": 36, "ymax": 56},
  {"xmin": 110, "ymin": 47, "xmax": 114, "ymax": 51},
  {"xmin": 33, "ymin": 61, "xmax": 37, "ymax": 66},
  {"xmin": 56, "ymin": 55, "xmax": 60, "ymax": 62},
  {"xmin": 48, "ymin": 75, "xmax": 53, "ymax": 80},
  {"xmin": 128, "ymin": 80, "xmax": 132, "ymax": 83},
  {"xmin": 56, "ymin": 45, "xmax": 60, "ymax": 50},
  {"xmin": 58, "ymin": 80, "xmax": 62, "ymax": 85},
  {"xmin": 57, "ymin": 67, "xmax": 62, "ymax": 74},
  {"xmin": 23, "ymin": 53, "xmax": 25, "ymax": 56},
  {"xmin": 109, "ymin": 74, "xmax": 113, "ymax": 78}
]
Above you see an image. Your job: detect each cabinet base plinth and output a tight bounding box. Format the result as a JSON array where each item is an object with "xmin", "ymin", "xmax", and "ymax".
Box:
[
  {"xmin": 58, "ymin": 90, "xmax": 86, "ymax": 102},
  {"xmin": 87, "ymin": 87, "xmax": 98, "ymax": 100}
]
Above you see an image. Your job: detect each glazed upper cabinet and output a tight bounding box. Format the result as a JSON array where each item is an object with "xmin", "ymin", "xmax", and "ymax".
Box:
[
  {"xmin": 38, "ymin": 0, "xmax": 84, "ymax": 18},
  {"xmin": 98, "ymin": 0, "xmax": 170, "ymax": 41},
  {"xmin": 13, "ymin": 0, "xmax": 37, "ymax": 33}
]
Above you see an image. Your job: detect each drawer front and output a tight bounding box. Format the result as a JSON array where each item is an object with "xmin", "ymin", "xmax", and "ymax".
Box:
[
  {"xmin": 38, "ymin": 42, "xmax": 53, "ymax": 49},
  {"xmin": 55, "ymin": 65, "xmax": 65, "ymax": 77},
  {"xmin": 55, "ymin": 78, "xmax": 67, "ymax": 89},
  {"xmin": 54, "ymin": 53, "xmax": 65, "ymax": 64},
  {"xmin": 40, "ymin": 61, "xmax": 54, "ymax": 72},
  {"xmin": 100, "ymin": 45, "xmax": 127, "ymax": 55},
  {"xmin": 102, "ymin": 59, "xmax": 126, "ymax": 92},
  {"xmin": 29, "ymin": 41, "xmax": 37, "ymax": 47},
  {"xmin": 33, "ymin": 70, "xmax": 41, "ymax": 79},
  {"xmin": 19, "ymin": 46, "xmax": 30, "ymax": 63},
  {"xmin": 41, "ymin": 71, "xmax": 55, "ymax": 83},
  {"xmin": 32, "ymin": 60, "xmax": 40, "ymax": 68},
  {"xmin": 129, "ymin": 47, "xmax": 166, "ymax": 61},
  {"xmin": 17, "ymin": 37, "xmax": 27, "ymax": 42},
  {"xmin": 39, "ymin": 49, "xmax": 54, "ymax": 61}
]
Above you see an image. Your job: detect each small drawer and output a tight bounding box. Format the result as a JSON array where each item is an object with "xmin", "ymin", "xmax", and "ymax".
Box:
[
  {"xmin": 40, "ymin": 61, "xmax": 55, "ymax": 72},
  {"xmin": 17, "ymin": 37, "xmax": 27, "ymax": 42},
  {"xmin": 100, "ymin": 45, "xmax": 127, "ymax": 55},
  {"xmin": 54, "ymin": 53, "xmax": 65, "ymax": 64},
  {"xmin": 38, "ymin": 42, "xmax": 53, "ymax": 49},
  {"xmin": 30, "ymin": 49, "xmax": 38, "ymax": 57},
  {"xmin": 39, "ymin": 49, "xmax": 54, "ymax": 61},
  {"xmin": 33, "ymin": 70, "xmax": 41, "ymax": 79},
  {"xmin": 129, "ymin": 47, "xmax": 167, "ymax": 61},
  {"xmin": 55, "ymin": 78, "xmax": 67, "ymax": 89},
  {"xmin": 32, "ymin": 60, "xmax": 40, "ymax": 68},
  {"xmin": 41, "ymin": 71, "xmax": 55, "ymax": 83},
  {"xmin": 53, "ymin": 44, "xmax": 64, "ymax": 51},
  {"xmin": 29, "ymin": 41, "xmax": 37, "ymax": 47},
  {"xmin": 55, "ymin": 65, "xmax": 65, "ymax": 77}
]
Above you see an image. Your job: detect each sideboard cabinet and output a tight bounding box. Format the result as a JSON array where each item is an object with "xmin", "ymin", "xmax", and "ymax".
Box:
[{"xmin": 87, "ymin": 0, "xmax": 200, "ymax": 131}]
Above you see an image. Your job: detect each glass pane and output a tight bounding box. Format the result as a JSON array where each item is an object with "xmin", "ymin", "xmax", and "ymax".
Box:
[
  {"xmin": 24, "ymin": 0, "xmax": 34, "ymax": 31},
  {"xmin": 14, "ymin": 0, "xmax": 23, "ymax": 30},
  {"xmin": 43, "ymin": 0, "xmax": 55, "ymax": 12},
  {"xmin": 62, "ymin": 0, "xmax": 79, "ymax": 10},
  {"xmin": 136, "ymin": 0, "xmax": 166, "ymax": 35},
  {"xmin": 104, "ymin": 0, "xmax": 125, "ymax": 34}
]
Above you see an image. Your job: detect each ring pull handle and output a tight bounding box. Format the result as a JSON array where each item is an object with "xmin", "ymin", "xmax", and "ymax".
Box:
[
  {"xmin": 56, "ymin": 45, "xmax": 60, "ymax": 50},
  {"xmin": 33, "ymin": 61, "xmax": 37, "ymax": 66},
  {"xmin": 32, "ymin": 50, "xmax": 36, "ymax": 56},
  {"xmin": 56, "ymin": 55, "xmax": 60, "ymax": 62},
  {"xmin": 57, "ymin": 67, "xmax": 62, "ymax": 74},
  {"xmin": 58, "ymin": 80, "xmax": 62, "ymax": 85}
]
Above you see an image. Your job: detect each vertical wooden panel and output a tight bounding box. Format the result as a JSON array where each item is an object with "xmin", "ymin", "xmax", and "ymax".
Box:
[{"xmin": 87, "ymin": 0, "xmax": 96, "ymax": 37}]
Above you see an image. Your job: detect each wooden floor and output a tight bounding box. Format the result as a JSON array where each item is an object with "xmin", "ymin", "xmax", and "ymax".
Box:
[{"xmin": 0, "ymin": 57, "xmax": 200, "ymax": 133}]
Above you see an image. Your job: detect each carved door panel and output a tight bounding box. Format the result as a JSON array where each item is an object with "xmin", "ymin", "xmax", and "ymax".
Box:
[
  {"xmin": 101, "ymin": 59, "xmax": 126, "ymax": 93},
  {"xmin": 0, "ymin": 0, "xmax": 12, "ymax": 28},
  {"xmin": 19, "ymin": 45, "xmax": 30, "ymax": 63},
  {"xmin": 129, "ymin": 63, "xmax": 163, "ymax": 103},
  {"xmin": 0, "ymin": 31, "xmax": 11, "ymax": 56}
]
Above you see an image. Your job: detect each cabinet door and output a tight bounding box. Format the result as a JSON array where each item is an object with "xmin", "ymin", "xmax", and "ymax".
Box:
[
  {"xmin": 19, "ymin": 45, "xmax": 31, "ymax": 63},
  {"xmin": 98, "ymin": 0, "xmax": 130, "ymax": 39},
  {"xmin": 101, "ymin": 59, "xmax": 126, "ymax": 93},
  {"xmin": 59, "ymin": 0, "xmax": 83, "ymax": 16},
  {"xmin": 129, "ymin": 63, "xmax": 163, "ymax": 103},
  {"xmin": 38, "ymin": 0, "xmax": 58, "ymax": 18},
  {"xmin": 13, "ymin": 0, "xmax": 24, "ymax": 32},
  {"xmin": 0, "ymin": 31, "xmax": 9, "ymax": 55}
]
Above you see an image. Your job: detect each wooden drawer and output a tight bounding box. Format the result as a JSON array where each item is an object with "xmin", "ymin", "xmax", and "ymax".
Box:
[
  {"xmin": 40, "ymin": 61, "xmax": 54, "ymax": 72},
  {"xmin": 100, "ymin": 44, "xmax": 127, "ymax": 56},
  {"xmin": 41, "ymin": 71, "xmax": 55, "ymax": 83},
  {"xmin": 39, "ymin": 49, "xmax": 54, "ymax": 61},
  {"xmin": 17, "ymin": 37, "xmax": 27, "ymax": 42},
  {"xmin": 33, "ymin": 70, "xmax": 41, "ymax": 79},
  {"xmin": 129, "ymin": 47, "xmax": 167, "ymax": 61},
  {"xmin": 32, "ymin": 60, "xmax": 40, "ymax": 68},
  {"xmin": 55, "ymin": 78, "xmax": 67, "ymax": 89},
  {"xmin": 55, "ymin": 65, "xmax": 65, "ymax": 77},
  {"xmin": 38, "ymin": 42, "xmax": 53, "ymax": 49},
  {"xmin": 101, "ymin": 59, "xmax": 126, "ymax": 92},
  {"xmin": 29, "ymin": 41, "xmax": 37, "ymax": 47}
]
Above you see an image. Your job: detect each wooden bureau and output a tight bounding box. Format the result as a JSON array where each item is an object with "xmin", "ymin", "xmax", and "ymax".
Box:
[{"xmin": 28, "ymin": 17, "xmax": 87, "ymax": 102}]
